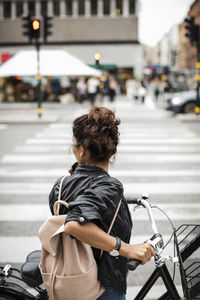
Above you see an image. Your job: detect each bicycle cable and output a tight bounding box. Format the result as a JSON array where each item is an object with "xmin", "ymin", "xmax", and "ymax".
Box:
[{"xmin": 152, "ymin": 205, "xmax": 177, "ymax": 281}]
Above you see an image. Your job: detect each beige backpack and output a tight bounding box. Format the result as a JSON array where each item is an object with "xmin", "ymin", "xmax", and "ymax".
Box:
[{"xmin": 39, "ymin": 175, "xmax": 121, "ymax": 300}]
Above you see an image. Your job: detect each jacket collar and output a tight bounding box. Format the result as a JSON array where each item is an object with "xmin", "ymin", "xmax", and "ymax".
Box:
[{"xmin": 74, "ymin": 164, "xmax": 109, "ymax": 176}]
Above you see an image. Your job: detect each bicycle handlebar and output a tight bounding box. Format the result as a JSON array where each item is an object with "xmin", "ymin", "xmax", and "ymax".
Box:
[
  {"xmin": 126, "ymin": 194, "xmax": 163, "ymax": 271},
  {"xmin": 126, "ymin": 197, "xmax": 140, "ymax": 204},
  {"xmin": 127, "ymin": 259, "xmax": 141, "ymax": 271}
]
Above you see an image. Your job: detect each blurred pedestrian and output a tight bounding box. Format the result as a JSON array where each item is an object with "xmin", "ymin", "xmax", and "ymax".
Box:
[
  {"xmin": 87, "ymin": 76, "xmax": 100, "ymax": 106},
  {"xmin": 52, "ymin": 78, "xmax": 60, "ymax": 102},
  {"xmin": 76, "ymin": 77, "xmax": 87, "ymax": 103},
  {"xmin": 108, "ymin": 76, "xmax": 117, "ymax": 102},
  {"xmin": 133, "ymin": 81, "xmax": 140, "ymax": 103},
  {"xmin": 138, "ymin": 81, "xmax": 147, "ymax": 104},
  {"xmin": 126, "ymin": 78, "xmax": 135, "ymax": 99}
]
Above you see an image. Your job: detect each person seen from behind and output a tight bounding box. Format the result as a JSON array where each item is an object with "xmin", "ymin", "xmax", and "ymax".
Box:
[
  {"xmin": 76, "ymin": 77, "xmax": 87, "ymax": 103},
  {"xmin": 87, "ymin": 76, "xmax": 100, "ymax": 105},
  {"xmin": 49, "ymin": 106, "xmax": 155, "ymax": 300},
  {"xmin": 108, "ymin": 76, "xmax": 117, "ymax": 102}
]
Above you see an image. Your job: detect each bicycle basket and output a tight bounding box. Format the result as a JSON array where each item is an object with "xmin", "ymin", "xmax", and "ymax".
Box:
[{"xmin": 175, "ymin": 224, "xmax": 200, "ymax": 300}]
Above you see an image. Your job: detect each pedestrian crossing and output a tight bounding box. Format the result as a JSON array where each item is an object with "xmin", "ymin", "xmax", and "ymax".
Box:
[
  {"xmin": 0, "ymin": 102, "xmax": 200, "ymax": 299},
  {"xmin": 0, "ymin": 203, "xmax": 199, "ymax": 222},
  {"xmin": 0, "ymin": 124, "xmax": 8, "ymax": 130}
]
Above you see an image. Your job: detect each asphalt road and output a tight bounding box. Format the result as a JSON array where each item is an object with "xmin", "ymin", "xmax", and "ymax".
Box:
[{"xmin": 0, "ymin": 96, "xmax": 200, "ymax": 299}]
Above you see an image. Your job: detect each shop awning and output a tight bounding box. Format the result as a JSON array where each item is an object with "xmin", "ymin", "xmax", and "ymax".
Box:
[
  {"xmin": 89, "ymin": 64, "xmax": 117, "ymax": 71},
  {"xmin": 0, "ymin": 50, "xmax": 102, "ymax": 77}
]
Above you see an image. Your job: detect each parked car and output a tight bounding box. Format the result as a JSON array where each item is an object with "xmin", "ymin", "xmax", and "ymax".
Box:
[{"xmin": 165, "ymin": 90, "xmax": 196, "ymax": 114}]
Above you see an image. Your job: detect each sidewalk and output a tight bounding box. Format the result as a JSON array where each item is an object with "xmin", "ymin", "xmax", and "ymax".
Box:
[
  {"xmin": 0, "ymin": 96, "xmax": 153, "ymax": 124},
  {"xmin": 0, "ymin": 102, "xmax": 69, "ymax": 124},
  {"xmin": 0, "ymin": 95, "xmax": 199, "ymax": 124}
]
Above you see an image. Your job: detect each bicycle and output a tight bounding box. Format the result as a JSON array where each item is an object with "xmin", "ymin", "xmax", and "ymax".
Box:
[
  {"xmin": 0, "ymin": 194, "xmax": 199, "ymax": 300},
  {"xmin": 0, "ymin": 250, "xmax": 48, "ymax": 300},
  {"xmin": 126, "ymin": 194, "xmax": 200, "ymax": 300}
]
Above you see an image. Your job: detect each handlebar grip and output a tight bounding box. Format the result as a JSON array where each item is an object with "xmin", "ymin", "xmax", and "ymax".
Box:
[
  {"xmin": 126, "ymin": 197, "xmax": 140, "ymax": 204},
  {"xmin": 127, "ymin": 259, "xmax": 141, "ymax": 271}
]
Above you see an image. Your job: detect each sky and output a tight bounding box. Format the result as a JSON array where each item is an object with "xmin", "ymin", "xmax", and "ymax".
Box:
[{"xmin": 138, "ymin": 0, "xmax": 195, "ymax": 47}]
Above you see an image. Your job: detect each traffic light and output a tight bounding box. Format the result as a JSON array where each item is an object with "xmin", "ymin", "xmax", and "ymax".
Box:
[
  {"xmin": 94, "ymin": 53, "xmax": 100, "ymax": 65},
  {"xmin": 185, "ymin": 16, "xmax": 198, "ymax": 45},
  {"xmin": 21, "ymin": 14, "xmax": 31, "ymax": 41},
  {"xmin": 31, "ymin": 19, "xmax": 40, "ymax": 39},
  {"xmin": 44, "ymin": 14, "xmax": 53, "ymax": 42},
  {"xmin": 21, "ymin": 15, "xmax": 40, "ymax": 41}
]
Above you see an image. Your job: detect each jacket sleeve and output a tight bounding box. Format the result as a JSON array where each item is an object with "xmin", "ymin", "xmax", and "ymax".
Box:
[{"xmin": 65, "ymin": 177, "xmax": 124, "ymax": 227}]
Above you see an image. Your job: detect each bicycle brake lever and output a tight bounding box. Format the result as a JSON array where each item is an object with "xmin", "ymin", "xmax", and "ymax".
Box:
[
  {"xmin": 145, "ymin": 233, "xmax": 164, "ymax": 254},
  {"xmin": 133, "ymin": 203, "xmax": 145, "ymax": 212},
  {"xmin": 133, "ymin": 204, "xmax": 141, "ymax": 212}
]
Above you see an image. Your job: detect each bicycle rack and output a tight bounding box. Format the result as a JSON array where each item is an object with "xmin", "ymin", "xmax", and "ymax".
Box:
[{"xmin": 175, "ymin": 224, "xmax": 200, "ymax": 300}]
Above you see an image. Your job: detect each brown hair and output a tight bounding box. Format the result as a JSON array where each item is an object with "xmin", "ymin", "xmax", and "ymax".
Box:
[{"xmin": 72, "ymin": 106, "xmax": 120, "ymax": 163}]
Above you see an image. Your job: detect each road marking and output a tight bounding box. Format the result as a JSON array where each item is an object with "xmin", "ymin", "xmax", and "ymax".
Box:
[
  {"xmin": 0, "ymin": 182, "xmax": 200, "ymax": 194},
  {"xmin": 14, "ymin": 144, "xmax": 200, "ymax": 154},
  {"xmin": 2, "ymin": 153, "xmax": 200, "ymax": 163},
  {"xmin": 124, "ymin": 182, "xmax": 200, "ymax": 194},
  {"xmin": 115, "ymin": 153, "xmax": 200, "ymax": 162},
  {"xmin": 1, "ymin": 154, "xmax": 73, "ymax": 163},
  {"xmin": 1, "ymin": 168, "xmax": 200, "ymax": 177},
  {"xmin": 0, "ymin": 237, "xmax": 41, "ymax": 263},
  {"xmin": 26, "ymin": 137, "xmax": 200, "ymax": 145},
  {"xmin": 35, "ymin": 132, "xmax": 196, "ymax": 138},
  {"xmin": 48, "ymin": 122, "xmax": 194, "ymax": 133},
  {"xmin": 0, "ymin": 203, "xmax": 199, "ymax": 221},
  {"xmin": 0, "ymin": 168, "xmax": 66, "ymax": 177},
  {"xmin": 0, "ymin": 124, "xmax": 8, "ymax": 130}
]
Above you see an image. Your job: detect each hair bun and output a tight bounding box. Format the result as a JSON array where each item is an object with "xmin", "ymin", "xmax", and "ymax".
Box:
[{"xmin": 73, "ymin": 106, "xmax": 120, "ymax": 163}]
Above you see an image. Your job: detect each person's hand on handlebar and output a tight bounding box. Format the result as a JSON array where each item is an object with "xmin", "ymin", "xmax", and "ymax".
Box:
[{"xmin": 121, "ymin": 242, "xmax": 155, "ymax": 264}]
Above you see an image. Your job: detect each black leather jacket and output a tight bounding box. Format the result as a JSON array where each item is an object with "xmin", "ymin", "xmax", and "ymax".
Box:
[{"xmin": 49, "ymin": 165, "xmax": 132, "ymax": 294}]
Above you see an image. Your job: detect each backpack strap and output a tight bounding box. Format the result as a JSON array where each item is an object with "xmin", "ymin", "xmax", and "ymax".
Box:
[
  {"xmin": 53, "ymin": 175, "xmax": 69, "ymax": 216},
  {"xmin": 100, "ymin": 198, "xmax": 122, "ymax": 258}
]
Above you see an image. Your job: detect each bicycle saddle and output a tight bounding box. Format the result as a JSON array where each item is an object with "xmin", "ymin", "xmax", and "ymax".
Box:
[{"xmin": 20, "ymin": 250, "xmax": 43, "ymax": 287}]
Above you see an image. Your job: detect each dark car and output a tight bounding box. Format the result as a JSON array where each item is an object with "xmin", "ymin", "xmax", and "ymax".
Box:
[{"xmin": 165, "ymin": 90, "xmax": 196, "ymax": 114}]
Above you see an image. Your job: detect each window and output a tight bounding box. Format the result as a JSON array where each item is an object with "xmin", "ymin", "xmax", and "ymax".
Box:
[
  {"xmin": 53, "ymin": 1, "xmax": 60, "ymax": 16},
  {"xmin": 41, "ymin": 1, "xmax": 47, "ymax": 15},
  {"xmin": 16, "ymin": 1, "xmax": 23, "ymax": 17},
  {"xmin": 78, "ymin": 0, "xmax": 85, "ymax": 16},
  {"xmin": 103, "ymin": 0, "xmax": 110, "ymax": 15},
  {"xmin": 91, "ymin": 0, "xmax": 97, "ymax": 15},
  {"xmin": 3, "ymin": 1, "xmax": 11, "ymax": 18},
  {"xmin": 28, "ymin": 1, "xmax": 35, "ymax": 17},
  {"xmin": 66, "ymin": 0, "xmax": 72, "ymax": 15},
  {"xmin": 129, "ymin": 0, "xmax": 135, "ymax": 14},
  {"xmin": 116, "ymin": 0, "xmax": 122, "ymax": 15}
]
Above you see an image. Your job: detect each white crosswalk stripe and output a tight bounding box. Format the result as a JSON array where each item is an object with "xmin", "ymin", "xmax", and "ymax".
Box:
[
  {"xmin": 1, "ymin": 234, "xmax": 199, "ymax": 264},
  {"xmin": 0, "ymin": 102, "xmax": 199, "ymax": 299},
  {"xmin": 2, "ymin": 153, "xmax": 200, "ymax": 163},
  {"xmin": 13, "ymin": 144, "xmax": 200, "ymax": 153},
  {"xmin": 0, "ymin": 124, "xmax": 8, "ymax": 130},
  {"xmin": 0, "ymin": 167, "xmax": 200, "ymax": 177},
  {"xmin": 0, "ymin": 181, "xmax": 200, "ymax": 194},
  {"xmin": 26, "ymin": 137, "xmax": 200, "ymax": 144},
  {"xmin": 0, "ymin": 203, "xmax": 199, "ymax": 222}
]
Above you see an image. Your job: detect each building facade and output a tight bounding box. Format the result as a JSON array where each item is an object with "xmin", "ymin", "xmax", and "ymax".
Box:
[
  {"xmin": 0, "ymin": 0, "xmax": 142, "ymax": 78},
  {"xmin": 177, "ymin": 0, "xmax": 200, "ymax": 71}
]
